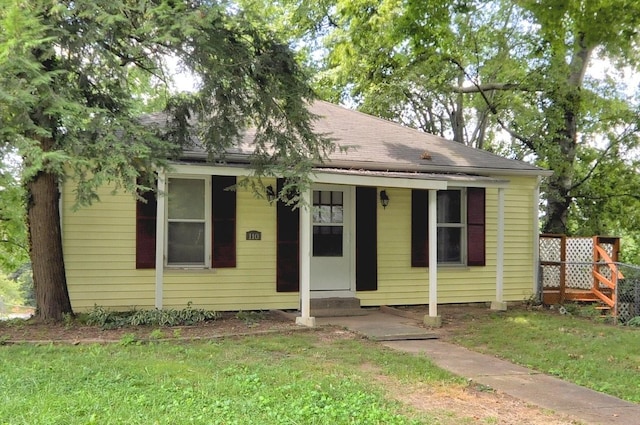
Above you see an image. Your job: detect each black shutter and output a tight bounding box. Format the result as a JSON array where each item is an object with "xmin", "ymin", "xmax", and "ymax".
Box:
[
  {"xmin": 212, "ymin": 176, "xmax": 236, "ymax": 268},
  {"xmin": 136, "ymin": 188, "xmax": 156, "ymax": 269},
  {"xmin": 411, "ymin": 189, "xmax": 429, "ymax": 267},
  {"xmin": 356, "ymin": 187, "xmax": 377, "ymax": 291},
  {"xmin": 276, "ymin": 179, "xmax": 300, "ymax": 292},
  {"xmin": 467, "ymin": 187, "xmax": 486, "ymax": 266}
]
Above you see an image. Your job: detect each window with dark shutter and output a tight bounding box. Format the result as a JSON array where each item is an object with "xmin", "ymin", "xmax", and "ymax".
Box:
[
  {"xmin": 356, "ymin": 187, "xmax": 377, "ymax": 291},
  {"xmin": 411, "ymin": 187, "xmax": 485, "ymax": 267},
  {"xmin": 276, "ymin": 179, "xmax": 300, "ymax": 292},
  {"xmin": 212, "ymin": 176, "xmax": 236, "ymax": 268}
]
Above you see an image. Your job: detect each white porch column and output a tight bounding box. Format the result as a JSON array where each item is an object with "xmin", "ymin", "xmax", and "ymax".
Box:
[
  {"xmin": 154, "ymin": 171, "xmax": 166, "ymax": 309},
  {"xmin": 491, "ymin": 187, "xmax": 507, "ymax": 311},
  {"xmin": 296, "ymin": 187, "xmax": 316, "ymax": 327},
  {"xmin": 425, "ymin": 189, "xmax": 441, "ymax": 326}
]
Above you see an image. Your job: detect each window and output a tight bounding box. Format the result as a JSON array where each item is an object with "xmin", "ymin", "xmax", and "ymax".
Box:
[
  {"xmin": 166, "ymin": 177, "xmax": 210, "ymax": 266},
  {"xmin": 411, "ymin": 187, "xmax": 485, "ymax": 267},
  {"xmin": 436, "ymin": 190, "xmax": 465, "ymax": 264},
  {"xmin": 135, "ymin": 175, "xmax": 237, "ymax": 270},
  {"xmin": 312, "ymin": 190, "xmax": 344, "ymax": 257}
]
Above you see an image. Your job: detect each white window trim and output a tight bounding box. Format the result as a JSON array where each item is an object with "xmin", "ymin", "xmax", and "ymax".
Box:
[
  {"xmin": 436, "ymin": 188, "xmax": 467, "ymax": 265},
  {"xmin": 165, "ymin": 174, "xmax": 211, "ymax": 268}
]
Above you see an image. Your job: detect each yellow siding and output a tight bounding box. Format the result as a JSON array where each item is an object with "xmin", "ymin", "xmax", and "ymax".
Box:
[
  {"xmin": 162, "ymin": 179, "xmax": 296, "ymax": 310},
  {"xmin": 64, "ymin": 173, "xmax": 539, "ymax": 312},
  {"xmin": 62, "ymin": 183, "xmax": 156, "ymax": 310},
  {"xmin": 63, "ymin": 178, "xmax": 298, "ymax": 312},
  {"xmin": 359, "ymin": 176, "xmax": 539, "ymax": 306}
]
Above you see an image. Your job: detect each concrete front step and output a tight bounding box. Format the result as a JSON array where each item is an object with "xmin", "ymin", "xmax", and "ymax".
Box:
[{"xmin": 310, "ymin": 297, "xmax": 367, "ymax": 317}]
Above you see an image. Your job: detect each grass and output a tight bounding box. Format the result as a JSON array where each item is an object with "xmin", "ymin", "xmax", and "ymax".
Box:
[
  {"xmin": 0, "ymin": 331, "xmax": 464, "ymax": 424},
  {"xmin": 449, "ymin": 306, "xmax": 640, "ymax": 403}
]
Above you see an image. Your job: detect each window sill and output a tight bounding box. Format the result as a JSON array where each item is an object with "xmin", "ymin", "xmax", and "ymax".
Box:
[{"xmin": 164, "ymin": 267, "xmax": 216, "ymax": 274}]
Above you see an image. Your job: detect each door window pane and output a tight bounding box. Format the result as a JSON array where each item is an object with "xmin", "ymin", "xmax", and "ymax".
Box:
[
  {"xmin": 313, "ymin": 226, "xmax": 343, "ymax": 256},
  {"xmin": 331, "ymin": 205, "xmax": 343, "ymax": 223},
  {"xmin": 313, "ymin": 190, "xmax": 344, "ymax": 224}
]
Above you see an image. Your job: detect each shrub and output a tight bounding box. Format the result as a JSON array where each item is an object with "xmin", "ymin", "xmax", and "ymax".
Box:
[{"xmin": 85, "ymin": 303, "xmax": 218, "ymax": 329}]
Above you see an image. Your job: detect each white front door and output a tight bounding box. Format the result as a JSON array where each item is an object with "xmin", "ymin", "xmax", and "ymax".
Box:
[{"xmin": 310, "ymin": 185, "xmax": 353, "ymax": 295}]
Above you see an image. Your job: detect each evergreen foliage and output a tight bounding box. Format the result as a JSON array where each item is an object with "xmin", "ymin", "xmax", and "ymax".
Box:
[{"xmin": 0, "ymin": 1, "xmax": 332, "ymax": 320}]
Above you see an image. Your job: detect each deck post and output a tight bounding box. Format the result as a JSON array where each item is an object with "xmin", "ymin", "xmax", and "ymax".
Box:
[
  {"xmin": 559, "ymin": 235, "xmax": 566, "ymax": 304},
  {"xmin": 296, "ymin": 187, "xmax": 316, "ymax": 327}
]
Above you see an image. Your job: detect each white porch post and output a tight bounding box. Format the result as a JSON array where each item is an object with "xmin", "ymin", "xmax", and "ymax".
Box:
[
  {"xmin": 491, "ymin": 187, "xmax": 507, "ymax": 311},
  {"xmin": 425, "ymin": 189, "xmax": 441, "ymax": 326},
  {"xmin": 154, "ymin": 171, "xmax": 166, "ymax": 309},
  {"xmin": 296, "ymin": 187, "xmax": 316, "ymax": 327}
]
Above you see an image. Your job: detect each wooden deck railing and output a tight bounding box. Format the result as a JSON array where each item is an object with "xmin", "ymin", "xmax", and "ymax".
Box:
[
  {"xmin": 592, "ymin": 238, "xmax": 624, "ymax": 313},
  {"xmin": 541, "ymin": 235, "xmax": 622, "ymax": 315}
]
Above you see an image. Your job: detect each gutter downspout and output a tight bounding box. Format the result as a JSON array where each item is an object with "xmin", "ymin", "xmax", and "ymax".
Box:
[
  {"xmin": 491, "ymin": 187, "xmax": 507, "ymax": 310},
  {"xmin": 533, "ymin": 176, "xmax": 542, "ymax": 302}
]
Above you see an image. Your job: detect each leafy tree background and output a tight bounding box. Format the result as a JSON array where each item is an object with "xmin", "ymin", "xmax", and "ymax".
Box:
[{"xmin": 247, "ymin": 0, "xmax": 640, "ymax": 263}]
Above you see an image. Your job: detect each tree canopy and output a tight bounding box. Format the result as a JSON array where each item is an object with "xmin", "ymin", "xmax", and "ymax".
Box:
[
  {"xmin": 248, "ymin": 0, "xmax": 640, "ymax": 260},
  {"xmin": 0, "ymin": 0, "xmax": 332, "ymax": 320}
]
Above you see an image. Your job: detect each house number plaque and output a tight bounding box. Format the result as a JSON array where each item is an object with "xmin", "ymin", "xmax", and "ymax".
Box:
[{"xmin": 246, "ymin": 230, "xmax": 262, "ymax": 240}]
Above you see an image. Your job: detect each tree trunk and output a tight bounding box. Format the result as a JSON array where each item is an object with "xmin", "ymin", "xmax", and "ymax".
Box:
[
  {"xmin": 27, "ymin": 167, "xmax": 73, "ymax": 321},
  {"xmin": 541, "ymin": 37, "xmax": 594, "ymax": 235},
  {"xmin": 542, "ymin": 173, "xmax": 573, "ymax": 234}
]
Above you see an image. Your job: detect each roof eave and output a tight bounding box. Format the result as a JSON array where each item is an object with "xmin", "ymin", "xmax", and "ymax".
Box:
[{"xmin": 179, "ymin": 152, "xmax": 554, "ymax": 178}]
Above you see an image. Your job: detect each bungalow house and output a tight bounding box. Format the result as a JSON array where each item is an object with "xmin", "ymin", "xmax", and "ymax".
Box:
[{"xmin": 62, "ymin": 101, "xmax": 552, "ymax": 326}]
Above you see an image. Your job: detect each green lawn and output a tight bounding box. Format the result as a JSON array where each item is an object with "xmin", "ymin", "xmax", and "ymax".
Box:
[
  {"xmin": 448, "ymin": 307, "xmax": 640, "ymax": 403},
  {"xmin": 0, "ymin": 332, "xmax": 461, "ymax": 425}
]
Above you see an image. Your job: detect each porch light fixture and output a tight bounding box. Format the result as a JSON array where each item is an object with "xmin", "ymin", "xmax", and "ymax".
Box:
[
  {"xmin": 266, "ymin": 185, "xmax": 276, "ymax": 204},
  {"xmin": 379, "ymin": 190, "xmax": 390, "ymax": 209}
]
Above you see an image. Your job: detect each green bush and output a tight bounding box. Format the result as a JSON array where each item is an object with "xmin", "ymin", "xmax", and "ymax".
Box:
[
  {"xmin": 85, "ymin": 303, "xmax": 218, "ymax": 329},
  {"xmin": 626, "ymin": 316, "xmax": 640, "ymax": 327}
]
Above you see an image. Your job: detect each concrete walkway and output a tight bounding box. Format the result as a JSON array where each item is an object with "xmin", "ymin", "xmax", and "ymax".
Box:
[{"xmin": 317, "ymin": 311, "xmax": 640, "ymax": 425}]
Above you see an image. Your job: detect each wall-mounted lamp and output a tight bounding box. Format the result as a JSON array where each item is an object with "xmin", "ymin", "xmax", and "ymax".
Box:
[
  {"xmin": 266, "ymin": 185, "xmax": 276, "ymax": 204},
  {"xmin": 379, "ymin": 190, "xmax": 390, "ymax": 209}
]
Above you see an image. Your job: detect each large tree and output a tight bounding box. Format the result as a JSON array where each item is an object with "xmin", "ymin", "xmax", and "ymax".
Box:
[
  {"xmin": 0, "ymin": 0, "xmax": 332, "ymax": 320},
  {"xmin": 259, "ymin": 0, "xmax": 640, "ymax": 240}
]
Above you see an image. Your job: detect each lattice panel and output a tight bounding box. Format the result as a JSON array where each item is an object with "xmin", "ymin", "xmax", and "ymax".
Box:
[
  {"xmin": 541, "ymin": 265, "xmax": 561, "ymax": 288},
  {"xmin": 566, "ymin": 238, "xmax": 593, "ymax": 289},
  {"xmin": 539, "ymin": 237, "xmax": 561, "ymax": 262}
]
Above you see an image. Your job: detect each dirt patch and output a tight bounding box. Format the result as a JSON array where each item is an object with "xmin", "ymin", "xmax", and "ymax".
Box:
[
  {"xmin": 0, "ymin": 310, "xmax": 300, "ymax": 344},
  {"xmin": 396, "ymin": 383, "xmax": 582, "ymax": 425},
  {"xmin": 359, "ymin": 358, "xmax": 581, "ymax": 425}
]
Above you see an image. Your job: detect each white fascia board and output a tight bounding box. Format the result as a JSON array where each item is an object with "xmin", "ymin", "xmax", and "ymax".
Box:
[
  {"xmin": 311, "ymin": 172, "xmax": 448, "ymax": 190},
  {"xmin": 168, "ymin": 162, "xmax": 509, "ymax": 189},
  {"xmin": 170, "ymin": 163, "xmax": 254, "ymax": 176},
  {"xmin": 325, "ymin": 159, "xmax": 553, "ymax": 178}
]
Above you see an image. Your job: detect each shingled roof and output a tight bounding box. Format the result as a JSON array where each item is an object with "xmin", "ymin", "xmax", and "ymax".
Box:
[
  {"xmin": 169, "ymin": 100, "xmax": 549, "ymax": 177},
  {"xmin": 308, "ymin": 101, "xmax": 547, "ymax": 176}
]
